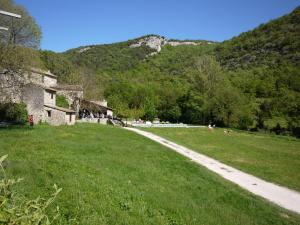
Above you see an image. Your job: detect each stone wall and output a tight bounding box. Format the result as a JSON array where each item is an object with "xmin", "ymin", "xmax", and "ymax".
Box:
[
  {"xmin": 56, "ymin": 89, "xmax": 83, "ymax": 114},
  {"xmin": 65, "ymin": 113, "xmax": 76, "ymax": 125},
  {"xmin": 0, "ymin": 69, "xmax": 58, "ymax": 104},
  {"xmin": 44, "ymin": 106, "xmax": 67, "ymax": 126},
  {"xmin": 0, "ymin": 71, "xmax": 25, "ymax": 103},
  {"xmin": 107, "ymin": 109, "xmax": 113, "ymax": 117},
  {"xmin": 44, "ymin": 90, "xmax": 56, "ymax": 106},
  {"xmin": 78, "ymin": 118, "xmax": 108, "ymax": 125},
  {"xmin": 56, "ymin": 89, "xmax": 83, "ymax": 105},
  {"xmin": 44, "ymin": 75, "xmax": 57, "ymax": 87},
  {"xmin": 22, "ymin": 84, "xmax": 44, "ymax": 124},
  {"xmin": 43, "ymin": 107, "xmax": 76, "ymax": 126},
  {"xmin": 28, "ymin": 69, "xmax": 57, "ymax": 88},
  {"xmin": 24, "ymin": 71, "xmax": 43, "ymax": 87}
]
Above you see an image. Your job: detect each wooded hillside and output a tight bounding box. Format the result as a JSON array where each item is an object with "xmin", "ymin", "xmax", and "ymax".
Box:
[{"xmin": 1, "ymin": 0, "xmax": 299, "ymax": 136}]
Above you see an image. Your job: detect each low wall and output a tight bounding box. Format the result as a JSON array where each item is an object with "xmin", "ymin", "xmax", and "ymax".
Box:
[
  {"xmin": 132, "ymin": 123, "xmax": 205, "ymax": 128},
  {"xmin": 77, "ymin": 118, "xmax": 108, "ymax": 125}
]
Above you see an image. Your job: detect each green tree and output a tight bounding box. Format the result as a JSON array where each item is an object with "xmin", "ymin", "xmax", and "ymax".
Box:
[
  {"xmin": 40, "ymin": 50, "xmax": 82, "ymax": 84},
  {"xmin": 0, "ymin": 0, "xmax": 41, "ymax": 48},
  {"xmin": 143, "ymin": 98, "xmax": 157, "ymax": 121},
  {"xmin": 0, "ymin": 44, "xmax": 42, "ymax": 71},
  {"xmin": 159, "ymin": 105, "xmax": 181, "ymax": 123},
  {"xmin": 179, "ymin": 91, "xmax": 207, "ymax": 125},
  {"xmin": 193, "ymin": 55, "xmax": 223, "ymax": 95},
  {"xmin": 209, "ymin": 82, "xmax": 246, "ymax": 127}
]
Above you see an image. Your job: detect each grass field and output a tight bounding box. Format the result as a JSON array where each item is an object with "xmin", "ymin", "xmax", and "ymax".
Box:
[
  {"xmin": 142, "ymin": 127, "xmax": 300, "ymax": 192},
  {"xmin": 0, "ymin": 124, "xmax": 300, "ymax": 224}
]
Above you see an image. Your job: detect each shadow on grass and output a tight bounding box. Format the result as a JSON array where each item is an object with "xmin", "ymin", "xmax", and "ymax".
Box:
[{"xmin": 0, "ymin": 122, "xmax": 32, "ymax": 130}]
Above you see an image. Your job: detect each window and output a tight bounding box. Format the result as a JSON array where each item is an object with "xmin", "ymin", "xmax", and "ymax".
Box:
[
  {"xmin": 69, "ymin": 114, "xmax": 72, "ymax": 123},
  {"xmin": 50, "ymin": 93, "xmax": 54, "ymax": 99},
  {"xmin": 47, "ymin": 110, "xmax": 51, "ymax": 117}
]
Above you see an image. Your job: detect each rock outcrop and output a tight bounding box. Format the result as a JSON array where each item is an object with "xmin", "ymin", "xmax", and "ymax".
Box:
[
  {"xmin": 78, "ymin": 47, "xmax": 92, "ymax": 53},
  {"xmin": 167, "ymin": 41, "xmax": 198, "ymax": 46},
  {"xmin": 74, "ymin": 35, "xmax": 212, "ymax": 56},
  {"xmin": 129, "ymin": 35, "xmax": 208, "ymax": 55},
  {"xmin": 129, "ymin": 36, "xmax": 166, "ymax": 53}
]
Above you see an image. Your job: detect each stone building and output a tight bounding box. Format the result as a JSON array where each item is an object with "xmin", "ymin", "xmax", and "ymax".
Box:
[
  {"xmin": 1, "ymin": 68, "xmax": 115, "ymax": 126},
  {"xmin": 78, "ymin": 99, "xmax": 114, "ymax": 124},
  {"xmin": 54, "ymin": 84, "xmax": 83, "ymax": 115},
  {"xmin": 0, "ymin": 68, "xmax": 77, "ymax": 126},
  {"xmin": 89, "ymin": 100, "xmax": 113, "ymax": 117}
]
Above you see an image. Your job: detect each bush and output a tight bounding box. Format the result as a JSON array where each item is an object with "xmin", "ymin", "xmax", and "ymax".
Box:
[
  {"xmin": 0, "ymin": 103, "xmax": 28, "ymax": 124},
  {"xmin": 56, "ymin": 95, "xmax": 69, "ymax": 108},
  {"xmin": 0, "ymin": 155, "xmax": 62, "ymax": 224}
]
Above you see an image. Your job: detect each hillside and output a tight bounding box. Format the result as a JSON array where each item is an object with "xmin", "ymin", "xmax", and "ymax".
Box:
[
  {"xmin": 63, "ymin": 35, "xmax": 215, "ymax": 74},
  {"xmin": 215, "ymin": 6, "xmax": 300, "ymax": 69},
  {"xmin": 38, "ymin": 6, "xmax": 300, "ymax": 136},
  {"xmin": 40, "ymin": 36, "xmax": 218, "ymax": 114},
  {"xmin": 64, "ymin": 37, "xmax": 155, "ymax": 73}
]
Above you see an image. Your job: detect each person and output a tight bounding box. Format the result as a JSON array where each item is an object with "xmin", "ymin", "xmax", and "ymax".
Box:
[{"xmin": 29, "ymin": 115, "xmax": 34, "ymax": 127}]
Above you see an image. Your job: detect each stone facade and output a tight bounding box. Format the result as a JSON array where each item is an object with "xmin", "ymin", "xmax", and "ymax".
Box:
[
  {"xmin": 44, "ymin": 89, "xmax": 56, "ymax": 106},
  {"xmin": 0, "ymin": 70, "xmax": 24, "ymax": 103},
  {"xmin": 22, "ymin": 84, "xmax": 44, "ymax": 124},
  {"xmin": 0, "ymin": 68, "xmax": 77, "ymax": 126},
  {"xmin": 54, "ymin": 84, "xmax": 83, "ymax": 115},
  {"xmin": 1, "ymin": 68, "xmax": 115, "ymax": 126},
  {"xmin": 27, "ymin": 68, "xmax": 57, "ymax": 88},
  {"xmin": 0, "ymin": 69, "xmax": 58, "ymax": 104},
  {"xmin": 77, "ymin": 118, "xmax": 108, "ymax": 125},
  {"xmin": 44, "ymin": 105, "xmax": 76, "ymax": 126}
]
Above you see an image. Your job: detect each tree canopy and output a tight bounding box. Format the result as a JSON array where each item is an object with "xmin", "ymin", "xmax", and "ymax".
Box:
[{"xmin": 0, "ymin": 0, "xmax": 41, "ymax": 49}]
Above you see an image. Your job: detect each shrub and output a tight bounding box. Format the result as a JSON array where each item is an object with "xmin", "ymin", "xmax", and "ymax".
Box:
[
  {"xmin": 0, "ymin": 155, "xmax": 62, "ymax": 224},
  {"xmin": 0, "ymin": 103, "xmax": 28, "ymax": 124},
  {"xmin": 264, "ymin": 116, "xmax": 288, "ymax": 134},
  {"xmin": 56, "ymin": 95, "xmax": 69, "ymax": 108}
]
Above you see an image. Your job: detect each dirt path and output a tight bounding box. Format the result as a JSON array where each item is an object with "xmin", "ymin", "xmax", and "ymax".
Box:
[{"xmin": 125, "ymin": 127, "xmax": 300, "ymax": 214}]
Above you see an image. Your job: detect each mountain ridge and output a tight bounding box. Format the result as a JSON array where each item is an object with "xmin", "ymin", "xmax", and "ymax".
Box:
[{"xmin": 63, "ymin": 34, "xmax": 217, "ymax": 54}]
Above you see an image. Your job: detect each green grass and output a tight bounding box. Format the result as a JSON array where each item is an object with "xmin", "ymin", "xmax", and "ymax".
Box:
[
  {"xmin": 0, "ymin": 124, "xmax": 300, "ymax": 224},
  {"xmin": 142, "ymin": 127, "xmax": 300, "ymax": 192}
]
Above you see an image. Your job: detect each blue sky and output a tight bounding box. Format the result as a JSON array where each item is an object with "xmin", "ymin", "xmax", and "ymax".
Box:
[{"xmin": 14, "ymin": 0, "xmax": 300, "ymax": 52}]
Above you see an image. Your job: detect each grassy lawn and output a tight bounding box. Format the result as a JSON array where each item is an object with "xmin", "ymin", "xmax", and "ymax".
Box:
[
  {"xmin": 142, "ymin": 127, "xmax": 300, "ymax": 192},
  {"xmin": 0, "ymin": 124, "xmax": 300, "ymax": 224}
]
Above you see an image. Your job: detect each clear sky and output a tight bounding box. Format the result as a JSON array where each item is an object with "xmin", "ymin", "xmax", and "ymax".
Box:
[{"xmin": 13, "ymin": 0, "xmax": 300, "ymax": 52}]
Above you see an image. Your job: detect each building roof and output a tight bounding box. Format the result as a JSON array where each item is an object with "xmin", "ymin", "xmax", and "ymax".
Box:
[
  {"xmin": 88, "ymin": 100, "xmax": 113, "ymax": 110},
  {"xmin": 45, "ymin": 87, "xmax": 57, "ymax": 92},
  {"xmin": 81, "ymin": 99, "xmax": 114, "ymax": 112},
  {"xmin": 31, "ymin": 68, "xmax": 57, "ymax": 78},
  {"xmin": 53, "ymin": 84, "xmax": 83, "ymax": 91},
  {"xmin": 44, "ymin": 104, "xmax": 76, "ymax": 113}
]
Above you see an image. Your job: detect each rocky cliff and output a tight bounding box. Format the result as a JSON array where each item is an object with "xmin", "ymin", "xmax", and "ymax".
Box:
[{"xmin": 128, "ymin": 35, "xmax": 215, "ymax": 55}]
